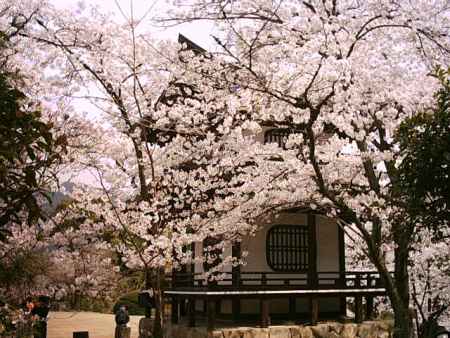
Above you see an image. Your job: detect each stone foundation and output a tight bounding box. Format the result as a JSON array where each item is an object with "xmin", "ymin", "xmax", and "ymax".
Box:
[{"xmin": 166, "ymin": 321, "xmax": 393, "ymax": 338}]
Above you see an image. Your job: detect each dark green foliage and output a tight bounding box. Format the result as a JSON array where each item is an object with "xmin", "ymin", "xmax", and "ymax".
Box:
[
  {"xmin": 113, "ymin": 291, "xmax": 145, "ymax": 315},
  {"xmin": 0, "ymin": 71, "xmax": 66, "ymax": 236},
  {"xmin": 396, "ymin": 67, "xmax": 450, "ymax": 229}
]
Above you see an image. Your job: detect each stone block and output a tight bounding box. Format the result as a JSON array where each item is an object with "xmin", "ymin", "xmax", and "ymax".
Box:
[
  {"xmin": 374, "ymin": 320, "xmax": 394, "ymax": 333},
  {"xmin": 341, "ymin": 324, "xmax": 358, "ymax": 338},
  {"xmin": 187, "ymin": 328, "xmax": 208, "ymax": 338},
  {"xmin": 357, "ymin": 322, "xmax": 380, "ymax": 338},
  {"xmin": 222, "ymin": 328, "xmax": 247, "ymax": 338},
  {"xmin": 311, "ymin": 324, "xmax": 330, "ymax": 338},
  {"xmin": 328, "ymin": 323, "xmax": 344, "ymax": 335},
  {"xmin": 290, "ymin": 326, "xmax": 303, "ymax": 338},
  {"xmin": 247, "ymin": 328, "xmax": 269, "ymax": 338},
  {"xmin": 269, "ymin": 326, "xmax": 292, "ymax": 338},
  {"xmin": 210, "ymin": 330, "xmax": 225, "ymax": 338},
  {"xmin": 163, "ymin": 320, "xmax": 393, "ymax": 338},
  {"xmin": 298, "ymin": 326, "xmax": 314, "ymax": 338}
]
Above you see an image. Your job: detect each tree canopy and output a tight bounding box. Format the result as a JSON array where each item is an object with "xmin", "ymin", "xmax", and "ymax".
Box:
[{"xmin": 396, "ymin": 67, "xmax": 450, "ymax": 231}]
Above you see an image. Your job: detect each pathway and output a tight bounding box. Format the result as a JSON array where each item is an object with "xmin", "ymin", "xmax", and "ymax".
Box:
[{"xmin": 48, "ymin": 311, "xmax": 143, "ymax": 338}]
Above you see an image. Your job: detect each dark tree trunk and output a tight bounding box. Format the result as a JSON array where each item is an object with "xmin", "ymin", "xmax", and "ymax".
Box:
[
  {"xmin": 145, "ymin": 267, "xmax": 164, "ymax": 338},
  {"xmin": 363, "ymin": 220, "xmax": 415, "ymax": 338},
  {"xmin": 391, "ymin": 223, "xmax": 415, "ymax": 338}
]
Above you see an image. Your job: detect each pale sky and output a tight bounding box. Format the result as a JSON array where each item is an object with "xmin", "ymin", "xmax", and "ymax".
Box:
[
  {"xmin": 49, "ymin": 0, "xmax": 218, "ymax": 121},
  {"xmin": 51, "ymin": 0, "xmax": 217, "ymax": 49}
]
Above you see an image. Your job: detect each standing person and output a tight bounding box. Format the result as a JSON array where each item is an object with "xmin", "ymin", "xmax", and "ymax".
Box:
[
  {"xmin": 31, "ymin": 296, "xmax": 49, "ymax": 338},
  {"xmin": 114, "ymin": 305, "xmax": 130, "ymax": 338}
]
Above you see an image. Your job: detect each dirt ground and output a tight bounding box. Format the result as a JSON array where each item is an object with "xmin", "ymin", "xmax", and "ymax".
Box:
[{"xmin": 48, "ymin": 311, "xmax": 143, "ymax": 338}]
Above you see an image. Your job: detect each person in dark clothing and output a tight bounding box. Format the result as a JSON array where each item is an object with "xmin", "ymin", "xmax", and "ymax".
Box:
[
  {"xmin": 115, "ymin": 305, "xmax": 129, "ymax": 326},
  {"xmin": 31, "ymin": 296, "xmax": 49, "ymax": 338},
  {"xmin": 115, "ymin": 305, "xmax": 130, "ymax": 338}
]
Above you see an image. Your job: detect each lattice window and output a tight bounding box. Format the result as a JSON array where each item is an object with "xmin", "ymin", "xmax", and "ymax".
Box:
[
  {"xmin": 266, "ymin": 225, "xmax": 309, "ymax": 272},
  {"xmin": 264, "ymin": 129, "xmax": 292, "ymax": 149}
]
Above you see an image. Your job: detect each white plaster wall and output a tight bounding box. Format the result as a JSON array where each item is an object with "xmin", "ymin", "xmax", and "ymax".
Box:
[
  {"xmin": 241, "ymin": 213, "xmax": 309, "ymax": 313},
  {"xmin": 316, "ymin": 215, "xmax": 341, "ymax": 313},
  {"xmin": 240, "ymin": 213, "xmax": 341, "ymax": 314},
  {"xmin": 195, "ymin": 242, "xmax": 204, "ymax": 279},
  {"xmin": 192, "ymin": 213, "xmax": 342, "ymax": 315},
  {"xmin": 241, "ymin": 213, "xmax": 308, "ymax": 274},
  {"xmin": 316, "ymin": 215, "xmax": 340, "ymax": 273}
]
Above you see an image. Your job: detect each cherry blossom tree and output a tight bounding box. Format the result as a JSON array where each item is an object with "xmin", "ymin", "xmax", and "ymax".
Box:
[
  {"xmin": 3, "ymin": 2, "xmax": 450, "ymax": 338},
  {"xmin": 0, "ymin": 209, "xmax": 120, "ymax": 306},
  {"xmin": 2, "ymin": 2, "xmax": 270, "ymax": 336},
  {"xmin": 0, "ymin": 1, "xmax": 118, "ymax": 307},
  {"xmin": 160, "ymin": 2, "xmax": 450, "ymax": 338}
]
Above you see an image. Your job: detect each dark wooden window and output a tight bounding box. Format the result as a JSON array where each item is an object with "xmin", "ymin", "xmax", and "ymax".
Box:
[
  {"xmin": 264, "ymin": 129, "xmax": 292, "ymax": 149},
  {"xmin": 266, "ymin": 225, "xmax": 309, "ymax": 272}
]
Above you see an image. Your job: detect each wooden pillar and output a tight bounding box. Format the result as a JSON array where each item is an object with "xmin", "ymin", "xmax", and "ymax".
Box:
[
  {"xmin": 207, "ymin": 299, "xmax": 216, "ymax": 332},
  {"xmin": 261, "ymin": 298, "xmax": 270, "ymax": 328},
  {"xmin": 308, "ymin": 213, "xmax": 318, "ymax": 325},
  {"xmin": 338, "ymin": 223, "xmax": 347, "ymax": 316},
  {"xmin": 190, "ymin": 242, "xmax": 195, "ymax": 287},
  {"xmin": 171, "ymin": 297, "xmax": 179, "ymax": 324},
  {"xmin": 215, "ymin": 300, "xmax": 221, "ymax": 316},
  {"xmin": 310, "ymin": 297, "xmax": 319, "ymax": 325},
  {"xmin": 289, "ymin": 297, "xmax": 296, "ymax": 320},
  {"xmin": 366, "ymin": 296, "xmax": 374, "ymax": 320},
  {"xmin": 307, "ymin": 213, "xmax": 318, "ymax": 288},
  {"xmin": 180, "ymin": 298, "xmax": 186, "ymax": 317},
  {"xmin": 232, "ymin": 242, "xmax": 241, "ymax": 322},
  {"xmin": 188, "ymin": 298, "xmax": 196, "ymax": 327},
  {"xmin": 355, "ymin": 296, "xmax": 363, "ymax": 323}
]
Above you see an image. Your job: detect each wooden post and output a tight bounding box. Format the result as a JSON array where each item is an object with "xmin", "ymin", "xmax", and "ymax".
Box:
[
  {"xmin": 180, "ymin": 298, "xmax": 186, "ymax": 317},
  {"xmin": 207, "ymin": 299, "xmax": 216, "ymax": 332},
  {"xmin": 261, "ymin": 273, "xmax": 267, "ymax": 287},
  {"xmin": 232, "ymin": 242, "xmax": 241, "ymax": 322},
  {"xmin": 338, "ymin": 224, "xmax": 347, "ymax": 316},
  {"xmin": 366, "ymin": 296, "xmax": 374, "ymax": 320},
  {"xmin": 171, "ymin": 297, "xmax": 179, "ymax": 324},
  {"xmin": 354, "ymin": 273, "xmax": 363, "ymax": 323},
  {"xmin": 188, "ymin": 298, "xmax": 196, "ymax": 327},
  {"xmin": 307, "ymin": 213, "xmax": 318, "ymax": 289},
  {"xmin": 261, "ymin": 298, "xmax": 270, "ymax": 328},
  {"xmin": 190, "ymin": 242, "xmax": 195, "ymax": 287},
  {"xmin": 355, "ymin": 296, "xmax": 363, "ymax": 323},
  {"xmin": 310, "ymin": 297, "xmax": 319, "ymax": 325},
  {"xmin": 308, "ymin": 213, "xmax": 319, "ymax": 325},
  {"xmin": 289, "ymin": 297, "xmax": 296, "ymax": 320},
  {"xmin": 215, "ymin": 299, "xmax": 221, "ymax": 317}
]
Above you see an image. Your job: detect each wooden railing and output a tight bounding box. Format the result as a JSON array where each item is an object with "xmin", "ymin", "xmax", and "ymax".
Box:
[{"xmin": 168, "ymin": 271, "xmax": 384, "ymax": 290}]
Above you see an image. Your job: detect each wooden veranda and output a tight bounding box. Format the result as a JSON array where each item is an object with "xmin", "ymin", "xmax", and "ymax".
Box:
[{"xmin": 165, "ymin": 270, "xmax": 387, "ymax": 331}]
